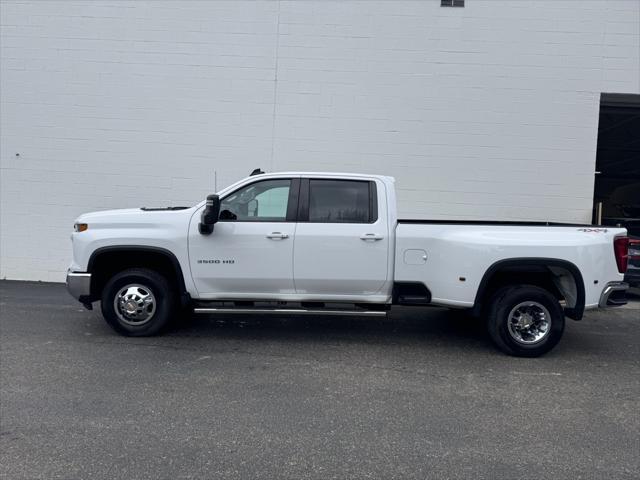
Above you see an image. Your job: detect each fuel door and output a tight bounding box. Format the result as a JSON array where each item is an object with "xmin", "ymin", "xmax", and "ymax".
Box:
[{"xmin": 403, "ymin": 249, "xmax": 427, "ymax": 265}]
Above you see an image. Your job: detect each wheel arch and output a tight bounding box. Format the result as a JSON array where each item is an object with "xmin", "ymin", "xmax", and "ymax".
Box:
[
  {"xmin": 87, "ymin": 246, "xmax": 189, "ymax": 304},
  {"xmin": 472, "ymin": 257, "xmax": 586, "ymax": 320}
]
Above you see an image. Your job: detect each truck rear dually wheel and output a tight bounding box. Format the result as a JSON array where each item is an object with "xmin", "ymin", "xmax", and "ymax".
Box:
[
  {"xmin": 101, "ymin": 268, "xmax": 175, "ymax": 336},
  {"xmin": 487, "ymin": 285, "xmax": 565, "ymax": 357}
]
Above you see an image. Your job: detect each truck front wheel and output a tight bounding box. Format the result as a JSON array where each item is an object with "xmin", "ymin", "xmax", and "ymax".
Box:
[
  {"xmin": 487, "ymin": 285, "xmax": 565, "ymax": 357},
  {"xmin": 100, "ymin": 268, "xmax": 176, "ymax": 336}
]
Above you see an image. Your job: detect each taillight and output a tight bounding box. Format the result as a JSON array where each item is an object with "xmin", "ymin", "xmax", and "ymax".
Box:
[{"xmin": 613, "ymin": 236, "xmax": 629, "ymax": 273}]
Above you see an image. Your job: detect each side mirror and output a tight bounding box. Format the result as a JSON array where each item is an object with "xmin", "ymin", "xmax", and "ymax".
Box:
[{"xmin": 199, "ymin": 194, "xmax": 220, "ymax": 235}]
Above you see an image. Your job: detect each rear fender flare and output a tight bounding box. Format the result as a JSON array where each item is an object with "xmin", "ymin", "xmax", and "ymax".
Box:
[{"xmin": 472, "ymin": 257, "xmax": 585, "ymax": 320}]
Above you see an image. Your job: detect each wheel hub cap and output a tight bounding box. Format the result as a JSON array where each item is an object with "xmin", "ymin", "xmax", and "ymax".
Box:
[
  {"xmin": 507, "ymin": 301, "xmax": 551, "ymax": 345},
  {"xmin": 114, "ymin": 284, "xmax": 157, "ymax": 326},
  {"xmin": 124, "ymin": 300, "xmax": 138, "ymax": 314}
]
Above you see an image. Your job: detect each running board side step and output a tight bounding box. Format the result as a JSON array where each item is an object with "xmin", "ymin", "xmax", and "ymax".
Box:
[{"xmin": 193, "ymin": 308, "xmax": 387, "ymax": 317}]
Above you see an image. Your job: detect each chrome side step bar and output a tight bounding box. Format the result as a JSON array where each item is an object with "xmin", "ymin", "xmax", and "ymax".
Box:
[{"xmin": 193, "ymin": 307, "xmax": 387, "ymax": 317}]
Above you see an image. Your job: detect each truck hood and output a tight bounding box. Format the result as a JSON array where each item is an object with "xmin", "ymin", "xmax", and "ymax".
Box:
[
  {"xmin": 77, "ymin": 208, "xmax": 146, "ymax": 222},
  {"xmin": 75, "ymin": 207, "xmax": 196, "ymax": 227}
]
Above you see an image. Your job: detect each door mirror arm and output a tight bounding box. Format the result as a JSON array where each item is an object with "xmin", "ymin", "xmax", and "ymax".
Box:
[{"xmin": 199, "ymin": 194, "xmax": 220, "ymax": 235}]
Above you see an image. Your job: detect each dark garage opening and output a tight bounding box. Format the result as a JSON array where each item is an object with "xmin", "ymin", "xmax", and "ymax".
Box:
[{"xmin": 594, "ymin": 93, "xmax": 640, "ymax": 238}]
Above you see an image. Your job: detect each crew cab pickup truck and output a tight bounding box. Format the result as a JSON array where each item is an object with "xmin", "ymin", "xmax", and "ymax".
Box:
[{"xmin": 67, "ymin": 171, "xmax": 631, "ymax": 357}]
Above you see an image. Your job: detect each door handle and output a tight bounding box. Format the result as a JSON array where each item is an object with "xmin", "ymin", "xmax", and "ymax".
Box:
[
  {"xmin": 360, "ymin": 233, "xmax": 383, "ymax": 241},
  {"xmin": 266, "ymin": 232, "xmax": 289, "ymax": 239}
]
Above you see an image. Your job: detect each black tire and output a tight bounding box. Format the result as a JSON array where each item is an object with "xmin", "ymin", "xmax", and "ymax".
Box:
[
  {"xmin": 100, "ymin": 268, "xmax": 176, "ymax": 336},
  {"xmin": 487, "ymin": 285, "xmax": 565, "ymax": 357}
]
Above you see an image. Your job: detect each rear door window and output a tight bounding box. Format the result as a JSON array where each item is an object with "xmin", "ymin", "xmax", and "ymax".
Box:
[{"xmin": 308, "ymin": 179, "xmax": 376, "ymax": 223}]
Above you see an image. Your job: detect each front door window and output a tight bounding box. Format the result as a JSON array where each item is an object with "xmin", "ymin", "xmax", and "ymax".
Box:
[{"xmin": 219, "ymin": 179, "xmax": 291, "ymax": 222}]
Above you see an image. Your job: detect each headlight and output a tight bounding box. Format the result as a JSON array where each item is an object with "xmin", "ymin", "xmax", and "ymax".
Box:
[{"xmin": 74, "ymin": 223, "xmax": 88, "ymax": 232}]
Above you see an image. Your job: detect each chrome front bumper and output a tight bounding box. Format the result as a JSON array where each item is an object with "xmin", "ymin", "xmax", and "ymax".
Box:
[
  {"xmin": 598, "ymin": 281, "xmax": 629, "ymax": 308},
  {"xmin": 66, "ymin": 271, "xmax": 92, "ymax": 301}
]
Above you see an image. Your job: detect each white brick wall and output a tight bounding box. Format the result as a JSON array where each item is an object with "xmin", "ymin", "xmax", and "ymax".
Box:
[{"xmin": 1, "ymin": 0, "xmax": 639, "ymax": 281}]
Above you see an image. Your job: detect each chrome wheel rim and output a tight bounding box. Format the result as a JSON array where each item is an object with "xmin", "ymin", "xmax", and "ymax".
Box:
[
  {"xmin": 114, "ymin": 284, "xmax": 156, "ymax": 326},
  {"xmin": 507, "ymin": 301, "xmax": 551, "ymax": 345}
]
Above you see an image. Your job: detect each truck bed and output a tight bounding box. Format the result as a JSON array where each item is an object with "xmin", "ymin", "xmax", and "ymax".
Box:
[
  {"xmin": 398, "ymin": 219, "xmax": 595, "ymax": 227},
  {"xmin": 394, "ymin": 222, "xmax": 625, "ymax": 311}
]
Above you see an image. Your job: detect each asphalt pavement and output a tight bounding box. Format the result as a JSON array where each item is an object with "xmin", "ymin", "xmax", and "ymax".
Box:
[{"xmin": 1, "ymin": 281, "xmax": 639, "ymax": 479}]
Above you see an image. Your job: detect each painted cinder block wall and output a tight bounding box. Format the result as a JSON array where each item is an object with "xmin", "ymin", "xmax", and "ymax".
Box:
[{"xmin": 1, "ymin": 0, "xmax": 639, "ymax": 281}]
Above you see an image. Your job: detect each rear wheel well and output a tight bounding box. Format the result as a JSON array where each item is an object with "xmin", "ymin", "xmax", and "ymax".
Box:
[
  {"xmin": 473, "ymin": 259, "xmax": 585, "ymax": 320},
  {"xmin": 88, "ymin": 247, "xmax": 186, "ymax": 302}
]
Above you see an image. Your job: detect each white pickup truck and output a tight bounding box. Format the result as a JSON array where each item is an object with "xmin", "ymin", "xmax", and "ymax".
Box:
[{"xmin": 67, "ymin": 171, "xmax": 631, "ymax": 357}]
